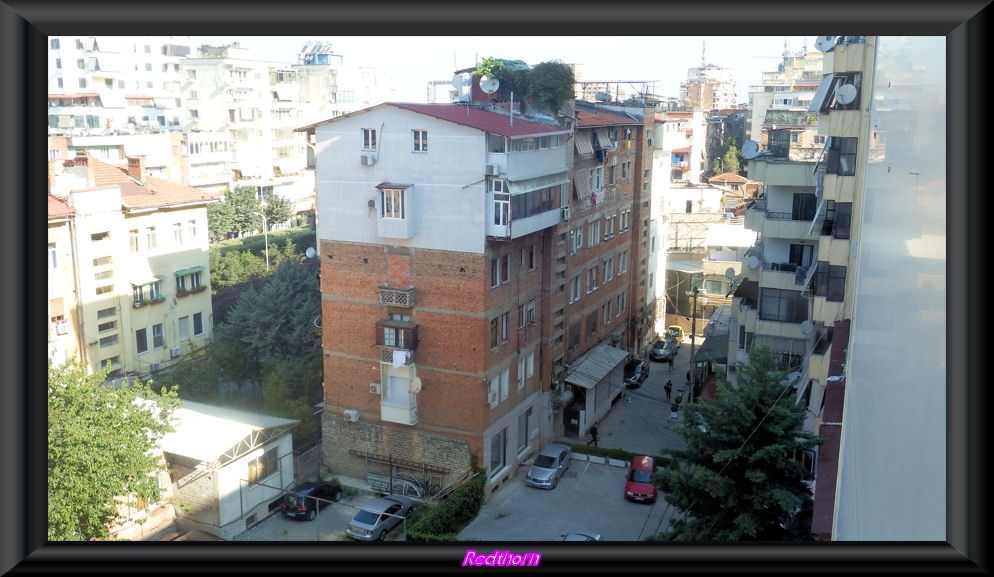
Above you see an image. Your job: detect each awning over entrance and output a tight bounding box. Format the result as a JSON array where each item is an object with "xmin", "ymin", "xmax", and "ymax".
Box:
[
  {"xmin": 564, "ymin": 343, "xmax": 630, "ymax": 389},
  {"xmin": 693, "ymin": 333, "xmax": 730, "ymax": 363}
]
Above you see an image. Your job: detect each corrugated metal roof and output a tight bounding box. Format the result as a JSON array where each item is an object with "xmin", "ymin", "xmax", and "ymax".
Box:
[
  {"xmin": 564, "ymin": 343, "xmax": 629, "ymax": 389},
  {"xmin": 158, "ymin": 400, "xmax": 298, "ymax": 463},
  {"xmin": 666, "ymin": 260, "xmax": 703, "ymax": 273}
]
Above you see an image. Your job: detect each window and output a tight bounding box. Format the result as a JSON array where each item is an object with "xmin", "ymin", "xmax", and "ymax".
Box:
[
  {"xmin": 500, "ymin": 367, "xmax": 510, "ymax": 401},
  {"xmin": 569, "ymin": 275, "xmax": 581, "ymax": 303},
  {"xmin": 187, "ymin": 220, "xmax": 197, "ymax": 243},
  {"xmin": 136, "ymin": 329, "xmax": 149, "ymax": 354},
  {"xmin": 792, "ymin": 193, "xmax": 817, "ymax": 221},
  {"xmin": 814, "ymin": 262, "xmax": 848, "ymax": 302},
  {"xmin": 606, "ymin": 164, "xmax": 616, "ymax": 185},
  {"xmin": 99, "ymin": 335, "xmax": 118, "ymax": 348},
  {"xmin": 490, "ymin": 312, "xmax": 509, "ymax": 348},
  {"xmin": 617, "ymin": 292, "xmax": 626, "ymax": 314},
  {"xmin": 145, "ymin": 227, "xmax": 157, "ymax": 250},
  {"xmin": 173, "ymin": 222, "xmax": 183, "ymax": 245},
  {"xmin": 759, "ymin": 289, "xmax": 806, "ymax": 322},
  {"xmin": 489, "ymin": 429, "xmax": 506, "ymax": 477},
  {"xmin": 521, "ymin": 244, "xmax": 536, "ymax": 270},
  {"xmin": 490, "ymin": 254, "xmax": 509, "ymax": 287},
  {"xmin": 622, "ymin": 161, "xmax": 632, "ymax": 180},
  {"xmin": 90, "ymin": 231, "xmax": 110, "ymax": 242},
  {"xmin": 526, "ymin": 299, "xmax": 536, "ymax": 325},
  {"xmin": 362, "ymin": 128, "xmax": 377, "ymax": 151},
  {"xmin": 587, "ymin": 220, "xmax": 600, "ymax": 247},
  {"xmin": 413, "ymin": 129, "xmax": 428, "ymax": 152},
  {"xmin": 132, "ymin": 281, "xmax": 161, "ymax": 304},
  {"xmin": 380, "ymin": 188, "xmax": 405, "ymax": 219},
  {"xmin": 517, "ymin": 408, "xmax": 532, "ymax": 451},
  {"xmin": 129, "ymin": 230, "xmax": 139, "ymax": 253},
  {"xmin": 95, "ymin": 284, "xmax": 113, "ymax": 295},
  {"xmin": 493, "ymin": 192, "xmax": 509, "ymax": 226},
  {"xmin": 588, "ymin": 167, "xmax": 603, "ymax": 192},
  {"xmin": 685, "ymin": 200, "xmax": 693, "ymax": 213},
  {"xmin": 97, "ymin": 307, "xmax": 116, "ymax": 320},
  {"xmin": 618, "ymin": 250, "xmax": 628, "ymax": 274},
  {"xmin": 586, "ymin": 311, "xmax": 598, "ymax": 337},
  {"xmin": 152, "ymin": 323, "xmax": 164, "ymax": 349},
  {"xmin": 517, "ymin": 355, "xmax": 527, "ymax": 388},
  {"xmin": 178, "ymin": 316, "xmax": 189, "ymax": 341},
  {"xmin": 570, "ymin": 227, "xmax": 584, "ymax": 253},
  {"xmin": 603, "ymin": 257, "xmax": 614, "ymax": 283},
  {"xmin": 790, "ymin": 131, "xmax": 800, "ymax": 144},
  {"xmin": 51, "ymin": 38, "xmax": 59, "ymax": 49},
  {"xmin": 193, "ymin": 313, "xmax": 204, "ymax": 336},
  {"xmin": 602, "ymin": 301, "xmax": 612, "ymax": 324},
  {"xmin": 49, "ymin": 243, "xmax": 57, "ymax": 270},
  {"xmin": 518, "ymin": 303, "xmax": 526, "ymax": 329},
  {"xmin": 586, "ymin": 265, "xmax": 599, "ymax": 293},
  {"xmin": 826, "ymin": 137, "xmax": 857, "ymax": 176},
  {"xmin": 247, "ymin": 448, "xmax": 278, "ymax": 484},
  {"xmin": 384, "ymin": 375, "xmax": 410, "ymax": 404},
  {"xmin": 97, "ymin": 321, "xmax": 115, "ymax": 333},
  {"xmin": 833, "ymin": 202, "xmax": 852, "ymax": 239}
]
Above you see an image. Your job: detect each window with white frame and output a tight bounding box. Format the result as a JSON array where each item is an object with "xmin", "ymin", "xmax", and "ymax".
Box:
[
  {"xmin": 500, "ymin": 367, "xmax": 510, "ymax": 401},
  {"xmin": 491, "ymin": 254, "xmax": 509, "ymax": 287},
  {"xmin": 617, "ymin": 292, "xmax": 626, "ymax": 314},
  {"xmin": 186, "ymin": 220, "xmax": 197, "ymax": 243},
  {"xmin": 587, "ymin": 220, "xmax": 600, "ymax": 247},
  {"xmin": 488, "ymin": 377, "xmax": 499, "ymax": 409},
  {"xmin": 588, "ymin": 166, "xmax": 603, "ymax": 191},
  {"xmin": 145, "ymin": 226, "xmax": 157, "ymax": 250},
  {"xmin": 247, "ymin": 447, "xmax": 278, "ymax": 484},
  {"xmin": 490, "ymin": 312, "xmax": 509, "ymax": 348},
  {"xmin": 521, "ymin": 244, "xmax": 536, "ymax": 270},
  {"xmin": 587, "ymin": 265, "xmax": 599, "ymax": 293},
  {"xmin": 606, "ymin": 164, "xmax": 616, "ymax": 185},
  {"xmin": 178, "ymin": 316, "xmax": 189, "ymax": 341},
  {"xmin": 622, "ymin": 161, "xmax": 632, "ymax": 180},
  {"xmin": 526, "ymin": 299, "xmax": 536, "ymax": 325},
  {"xmin": 570, "ymin": 227, "xmax": 583, "ymax": 253},
  {"xmin": 605, "ymin": 214, "xmax": 616, "ymax": 238},
  {"xmin": 621, "ymin": 209, "xmax": 631, "ymax": 231},
  {"xmin": 412, "ymin": 129, "xmax": 428, "ymax": 152},
  {"xmin": 618, "ymin": 250, "xmax": 628, "ymax": 274},
  {"xmin": 603, "ymin": 257, "xmax": 614, "ymax": 283},
  {"xmin": 152, "ymin": 323, "xmax": 164, "ymax": 349},
  {"xmin": 173, "ymin": 222, "xmax": 183, "ymax": 246},
  {"xmin": 602, "ymin": 302, "xmax": 612, "ymax": 325},
  {"xmin": 569, "ymin": 275, "xmax": 581, "ymax": 303},
  {"xmin": 385, "ymin": 375, "xmax": 409, "ymax": 405},
  {"xmin": 517, "ymin": 355, "xmax": 527, "ymax": 388},
  {"xmin": 380, "ymin": 188, "xmax": 406, "ymax": 219},
  {"xmin": 362, "ymin": 128, "xmax": 377, "ymax": 151},
  {"xmin": 193, "ymin": 312, "xmax": 204, "ymax": 336}
]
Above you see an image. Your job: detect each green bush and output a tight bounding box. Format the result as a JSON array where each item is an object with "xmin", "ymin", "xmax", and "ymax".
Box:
[{"xmin": 407, "ymin": 468, "xmax": 486, "ymax": 542}]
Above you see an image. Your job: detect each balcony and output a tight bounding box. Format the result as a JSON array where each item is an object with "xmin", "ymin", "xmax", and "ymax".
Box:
[
  {"xmin": 379, "ymin": 286, "xmax": 415, "ymax": 308},
  {"xmin": 379, "ymin": 346, "xmax": 413, "ymax": 366},
  {"xmin": 133, "ymin": 296, "xmax": 167, "ymax": 308}
]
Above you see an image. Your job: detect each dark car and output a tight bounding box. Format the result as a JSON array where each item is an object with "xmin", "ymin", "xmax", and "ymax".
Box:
[
  {"xmin": 346, "ymin": 494, "xmax": 416, "ymax": 541},
  {"xmin": 648, "ymin": 339, "xmax": 676, "ymax": 362},
  {"xmin": 624, "ymin": 358, "xmax": 650, "ymax": 388},
  {"xmin": 280, "ymin": 481, "xmax": 343, "ymax": 521}
]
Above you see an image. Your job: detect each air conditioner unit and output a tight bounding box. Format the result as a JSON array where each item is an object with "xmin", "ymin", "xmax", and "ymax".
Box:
[
  {"xmin": 560, "ymin": 206, "xmax": 570, "ymax": 221},
  {"xmin": 170, "ymin": 346, "xmax": 181, "ymax": 358},
  {"xmin": 360, "ymin": 154, "xmax": 376, "ymax": 166},
  {"xmin": 487, "ymin": 390, "xmax": 498, "ymax": 406},
  {"xmin": 343, "ymin": 409, "xmax": 360, "ymax": 422},
  {"xmin": 369, "ymin": 383, "xmax": 380, "ymax": 395},
  {"xmin": 150, "ymin": 362, "xmax": 161, "ymax": 373},
  {"xmin": 55, "ymin": 322, "xmax": 69, "ymax": 335},
  {"xmin": 486, "ymin": 164, "xmax": 500, "ymax": 176}
]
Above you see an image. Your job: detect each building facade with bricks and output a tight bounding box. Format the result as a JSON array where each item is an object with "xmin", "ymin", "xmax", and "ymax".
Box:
[{"xmin": 305, "ymin": 80, "xmax": 653, "ymax": 497}]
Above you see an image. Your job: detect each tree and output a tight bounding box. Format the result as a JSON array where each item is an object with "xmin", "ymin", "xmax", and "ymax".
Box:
[
  {"xmin": 262, "ymin": 193, "xmax": 295, "ymax": 230},
  {"xmin": 653, "ymin": 345, "xmax": 822, "ymax": 541},
  {"xmin": 48, "ymin": 357, "xmax": 179, "ymax": 541},
  {"xmin": 206, "ymin": 200, "xmax": 236, "ymax": 244},
  {"xmin": 226, "ymin": 186, "xmax": 264, "ymax": 238}
]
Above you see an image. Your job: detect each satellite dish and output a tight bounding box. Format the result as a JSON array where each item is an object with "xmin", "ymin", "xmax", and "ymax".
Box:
[
  {"xmin": 411, "ymin": 377, "xmax": 423, "ymax": 394},
  {"xmin": 800, "ymin": 320, "xmax": 814, "ymax": 335},
  {"xmin": 741, "ymin": 140, "xmax": 760, "ymax": 160},
  {"xmin": 725, "ymin": 267, "xmax": 736, "ymax": 279},
  {"xmin": 479, "ymin": 75, "xmax": 500, "ymax": 95},
  {"xmin": 814, "ymin": 36, "xmax": 836, "ymax": 52},
  {"xmin": 835, "ymin": 83, "xmax": 858, "ymax": 105},
  {"xmin": 746, "ymin": 255, "xmax": 759, "ymax": 270},
  {"xmin": 305, "ymin": 247, "xmax": 316, "ymax": 259}
]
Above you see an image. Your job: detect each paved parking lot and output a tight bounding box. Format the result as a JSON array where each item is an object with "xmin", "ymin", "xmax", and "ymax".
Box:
[
  {"xmin": 458, "ymin": 456, "xmax": 678, "ymax": 542},
  {"xmin": 231, "ymin": 492, "xmax": 412, "ymax": 542}
]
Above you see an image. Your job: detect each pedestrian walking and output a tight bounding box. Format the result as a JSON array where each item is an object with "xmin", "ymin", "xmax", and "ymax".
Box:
[
  {"xmin": 664, "ymin": 380, "xmax": 673, "ymax": 400},
  {"xmin": 667, "ymin": 355, "xmax": 674, "ymax": 372},
  {"xmin": 587, "ymin": 421, "xmax": 599, "ymax": 447}
]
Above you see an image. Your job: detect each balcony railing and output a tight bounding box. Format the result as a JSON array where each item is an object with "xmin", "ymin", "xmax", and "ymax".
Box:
[
  {"xmin": 379, "ymin": 286, "xmax": 415, "ymax": 308},
  {"xmin": 379, "ymin": 346, "xmax": 413, "ymax": 366}
]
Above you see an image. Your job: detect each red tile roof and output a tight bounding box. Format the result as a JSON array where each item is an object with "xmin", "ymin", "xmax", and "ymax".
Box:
[
  {"xmin": 574, "ymin": 108, "xmax": 640, "ymax": 128},
  {"xmin": 708, "ymin": 172, "xmax": 748, "ymax": 184},
  {"xmin": 390, "ymin": 103, "xmax": 570, "ymax": 138},
  {"xmin": 48, "ymin": 195, "xmax": 75, "ymax": 219},
  {"xmin": 66, "ymin": 155, "xmax": 219, "ymax": 210}
]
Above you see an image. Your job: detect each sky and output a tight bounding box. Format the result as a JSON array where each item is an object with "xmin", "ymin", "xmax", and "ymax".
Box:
[{"xmin": 189, "ymin": 35, "xmax": 820, "ymax": 103}]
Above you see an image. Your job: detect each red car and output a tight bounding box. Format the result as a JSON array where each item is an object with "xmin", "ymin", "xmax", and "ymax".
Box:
[{"xmin": 624, "ymin": 455, "xmax": 657, "ymax": 503}]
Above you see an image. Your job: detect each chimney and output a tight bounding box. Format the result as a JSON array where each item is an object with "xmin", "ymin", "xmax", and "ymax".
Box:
[{"xmin": 127, "ymin": 156, "xmax": 146, "ymax": 183}]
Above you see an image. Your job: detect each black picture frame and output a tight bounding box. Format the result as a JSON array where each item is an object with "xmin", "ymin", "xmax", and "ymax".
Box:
[{"xmin": 4, "ymin": 1, "xmax": 987, "ymax": 573}]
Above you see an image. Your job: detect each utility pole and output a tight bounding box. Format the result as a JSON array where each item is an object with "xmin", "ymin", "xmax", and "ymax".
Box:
[{"xmin": 253, "ymin": 211, "xmax": 269, "ymax": 270}]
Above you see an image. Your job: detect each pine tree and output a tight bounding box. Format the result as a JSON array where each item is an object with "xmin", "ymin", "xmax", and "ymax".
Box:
[{"xmin": 653, "ymin": 345, "xmax": 821, "ymax": 541}]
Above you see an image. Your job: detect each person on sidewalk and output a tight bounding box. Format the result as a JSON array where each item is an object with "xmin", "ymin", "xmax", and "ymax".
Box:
[
  {"xmin": 587, "ymin": 421, "xmax": 599, "ymax": 447},
  {"xmin": 664, "ymin": 380, "xmax": 673, "ymax": 400}
]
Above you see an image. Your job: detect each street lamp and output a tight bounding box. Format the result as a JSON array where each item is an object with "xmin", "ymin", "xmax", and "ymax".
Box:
[{"xmin": 253, "ymin": 211, "xmax": 269, "ymax": 270}]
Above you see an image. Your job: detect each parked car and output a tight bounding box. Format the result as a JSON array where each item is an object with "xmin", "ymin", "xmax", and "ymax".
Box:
[
  {"xmin": 624, "ymin": 357, "xmax": 650, "ymax": 388},
  {"xmin": 666, "ymin": 325, "xmax": 685, "ymax": 346},
  {"xmin": 346, "ymin": 494, "xmax": 416, "ymax": 541},
  {"xmin": 624, "ymin": 455, "xmax": 657, "ymax": 504},
  {"xmin": 648, "ymin": 339, "xmax": 676, "ymax": 362},
  {"xmin": 561, "ymin": 529, "xmax": 602, "ymax": 541},
  {"xmin": 525, "ymin": 443, "xmax": 572, "ymax": 489},
  {"xmin": 279, "ymin": 480, "xmax": 343, "ymax": 521}
]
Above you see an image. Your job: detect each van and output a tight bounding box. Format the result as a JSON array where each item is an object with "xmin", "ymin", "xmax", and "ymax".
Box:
[{"xmin": 624, "ymin": 455, "xmax": 657, "ymax": 503}]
